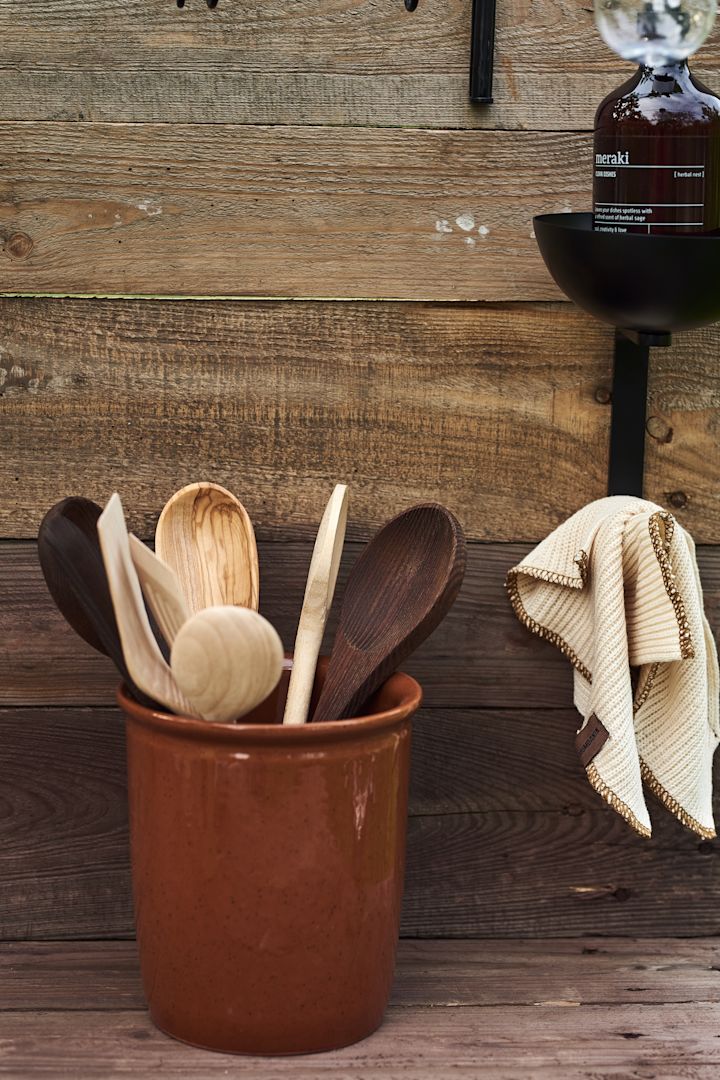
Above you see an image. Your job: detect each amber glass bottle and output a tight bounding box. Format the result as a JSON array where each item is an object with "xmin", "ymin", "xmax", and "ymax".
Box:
[{"xmin": 593, "ymin": 61, "xmax": 720, "ymax": 234}]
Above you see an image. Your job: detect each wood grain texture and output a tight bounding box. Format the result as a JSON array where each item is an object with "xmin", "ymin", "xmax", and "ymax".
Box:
[
  {"xmin": 0, "ymin": 296, "xmax": 632, "ymax": 535},
  {"xmin": 1, "ymin": 0, "xmax": 719, "ymax": 130},
  {"xmin": 155, "ymin": 483, "xmax": 259, "ymax": 613},
  {"xmin": 97, "ymin": 493, "xmax": 194, "ymax": 715},
  {"xmin": 0, "ymin": 125, "xmax": 592, "ymax": 299},
  {"xmin": 0, "ymin": 297, "xmax": 614, "ymax": 543},
  {"xmin": 283, "ymin": 484, "xmax": 347, "ymax": 726},
  {"xmin": 2, "ymin": 1001, "xmax": 720, "ymax": 1077},
  {"xmin": 170, "ymin": 606, "xmax": 284, "ymax": 722},
  {"xmin": 1, "ymin": 298, "xmax": 717, "ymax": 540},
  {"xmin": 2, "ymin": 704, "xmax": 718, "ymax": 940},
  {"xmin": 4, "ymin": 538, "xmax": 720, "ymax": 710},
  {"xmin": 0, "ymin": 539, "xmax": 571, "ymax": 710},
  {"xmin": 2, "ymin": 938, "xmax": 718, "ymax": 1011},
  {"xmin": 128, "ymin": 534, "xmax": 189, "ymax": 646},
  {"xmin": 313, "ymin": 504, "xmax": 466, "ymax": 721}
]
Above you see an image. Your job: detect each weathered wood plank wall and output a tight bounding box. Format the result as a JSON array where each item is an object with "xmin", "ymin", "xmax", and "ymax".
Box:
[{"xmin": 0, "ymin": 0, "xmax": 718, "ymax": 938}]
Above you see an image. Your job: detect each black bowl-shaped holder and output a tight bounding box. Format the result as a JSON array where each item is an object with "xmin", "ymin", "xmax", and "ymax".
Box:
[
  {"xmin": 533, "ymin": 212, "xmax": 720, "ymax": 497},
  {"xmin": 534, "ymin": 212, "xmax": 720, "ymax": 335}
]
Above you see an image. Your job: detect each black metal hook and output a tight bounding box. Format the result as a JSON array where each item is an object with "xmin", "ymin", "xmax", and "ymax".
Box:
[
  {"xmin": 470, "ymin": 0, "xmax": 497, "ymax": 104},
  {"xmin": 404, "ymin": 0, "xmax": 418, "ymax": 10}
]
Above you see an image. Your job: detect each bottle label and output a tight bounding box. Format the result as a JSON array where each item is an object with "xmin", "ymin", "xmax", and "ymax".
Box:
[{"xmin": 593, "ymin": 134, "xmax": 707, "ymax": 233}]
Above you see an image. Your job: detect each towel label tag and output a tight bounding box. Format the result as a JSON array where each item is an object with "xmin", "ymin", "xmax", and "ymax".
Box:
[{"xmin": 576, "ymin": 715, "xmax": 609, "ymax": 766}]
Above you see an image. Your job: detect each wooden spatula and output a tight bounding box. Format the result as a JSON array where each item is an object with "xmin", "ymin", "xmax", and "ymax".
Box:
[
  {"xmin": 155, "ymin": 482, "xmax": 259, "ymax": 614},
  {"xmin": 282, "ymin": 484, "xmax": 348, "ymax": 726},
  {"xmin": 97, "ymin": 493, "xmax": 197, "ymax": 716},
  {"xmin": 129, "ymin": 534, "xmax": 190, "ymax": 647},
  {"xmin": 311, "ymin": 503, "xmax": 466, "ymax": 723}
]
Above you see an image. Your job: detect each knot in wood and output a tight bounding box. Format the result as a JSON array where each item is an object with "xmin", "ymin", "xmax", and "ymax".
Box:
[{"xmin": 6, "ymin": 232, "xmax": 33, "ymax": 260}]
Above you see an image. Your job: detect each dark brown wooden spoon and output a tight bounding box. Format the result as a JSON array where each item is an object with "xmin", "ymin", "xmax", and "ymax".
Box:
[
  {"xmin": 311, "ymin": 503, "xmax": 466, "ymax": 722},
  {"xmin": 38, "ymin": 497, "xmax": 161, "ymax": 708},
  {"xmin": 38, "ymin": 498, "xmax": 105, "ymax": 654}
]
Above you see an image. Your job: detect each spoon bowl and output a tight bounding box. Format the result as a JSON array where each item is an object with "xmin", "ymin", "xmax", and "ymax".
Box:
[
  {"xmin": 311, "ymin": 503, "xmax": 466, "ymax": 722},
  {"xmin": 156, "ymin": 482, "xmax": 259, "ymax": 615},
  {"xmin": 171, "ymin": 606, "xmax": 284, "ymax": 723}
]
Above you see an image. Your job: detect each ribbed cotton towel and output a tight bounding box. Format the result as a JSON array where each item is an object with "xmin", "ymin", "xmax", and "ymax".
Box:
[{"xmin": 507, "ymin": 496, "xmax": 719, "ymax": 838}]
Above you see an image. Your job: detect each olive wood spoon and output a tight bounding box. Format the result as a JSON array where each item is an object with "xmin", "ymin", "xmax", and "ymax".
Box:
[
  {"xmin": 171, "ymin": 606, "xmax": 284, "ymax": 723},
  {"xmin": 155, "ymin": 482, "xmax": 259, "ymax": 615},
  {"xmin": 282, "ymin": 484, "xmax": 348, "ymax": 726},
  {"xmin": 37, "ymin": 497, "xmax": 159, "ymax": 709},
  {"xmin": 98, "ymin": 493, "xmax": 198, "ymax": 716},
  {"xmin": 311, "ymin": 503, "xmax": 466, "ymax": 723}
]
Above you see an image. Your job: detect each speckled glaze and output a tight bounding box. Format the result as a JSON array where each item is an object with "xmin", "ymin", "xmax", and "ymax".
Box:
[{"xmin": 118, "ymin": 658, "xmax": 421, "ymax": 1055}]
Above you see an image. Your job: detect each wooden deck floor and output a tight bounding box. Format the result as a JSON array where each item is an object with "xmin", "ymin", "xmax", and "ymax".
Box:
[{"xmin": 1, "ymin": 939, "xmax": 719, "ymax": 1077}]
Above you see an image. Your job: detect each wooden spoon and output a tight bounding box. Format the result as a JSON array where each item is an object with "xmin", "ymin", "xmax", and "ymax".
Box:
[
  {"xmin": 311, "ymin": 504, "xmax": 466, "ymax": 723},
  {"xmin": 171, "ymin": 606, "xmax": 284, "ymax": 723},
  {"xmin": 155, "ymin": 482, "xmax": 259, "ymax": 615},
  {"xmin": 282, "ymin": 484, "xmax": 348, "ymax": 726},
  {"xmin": 98, "ymin": 493, "xmax": 198, "ymax": 716},
  {"xmin": 129, "ymin": 534, "xmax": 190, "ymax": 647},
  {"xmin": 37, "ymin": 497, "xmax": 159, "ymax": 709},
  {"xmin": 38, "ymin": 497, "xmax": 106, "ymax": 655}
]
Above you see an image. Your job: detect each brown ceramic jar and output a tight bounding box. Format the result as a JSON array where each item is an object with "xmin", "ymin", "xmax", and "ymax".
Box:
[{"xmin": 118, "ymin": 659, "xmax": 421, "ymax": 1055}]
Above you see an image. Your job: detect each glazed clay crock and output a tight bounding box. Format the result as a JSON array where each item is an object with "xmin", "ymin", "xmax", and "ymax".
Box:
[{"xmin": 118, "ymin": 658, "xmax": 421, "ymax": 1056}]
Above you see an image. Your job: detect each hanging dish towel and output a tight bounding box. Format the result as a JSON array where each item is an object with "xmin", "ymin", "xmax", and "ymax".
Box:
[{"xmin": 507, "ymin": 496, "xmax": 719, "ymax": 838}]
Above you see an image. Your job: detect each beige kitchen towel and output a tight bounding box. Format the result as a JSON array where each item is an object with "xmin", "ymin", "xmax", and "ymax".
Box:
[{"xmin": 507, "ymin": 496, "xmax": 719, "ymax": 838}]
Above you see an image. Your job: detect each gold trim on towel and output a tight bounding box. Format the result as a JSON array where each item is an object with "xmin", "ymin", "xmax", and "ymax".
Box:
[
  {"xmin": 633, "ymin": 662, "xmax": 659, "ymax": 713},
  {"xmin": 639, "ymin": 758, "xmax": 716, "ymax": 839},
  {"xmin": 647, "ymin": 512, "xmax": 694, "ymax": 660},
  {"xmin": 586, "ymin": 762, "xmax": 651, "ymax": 838},
  {"xmin": 506, "ymin": 551, "xmax": 592, "ymax": 684},
  {"xmin": 508, "ymin": 523, "xmax": 708, "ymax": 840}
]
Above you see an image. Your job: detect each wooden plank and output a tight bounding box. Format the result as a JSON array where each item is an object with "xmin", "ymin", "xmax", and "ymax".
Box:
[
  {"xmin": 646, "ymin": 344, "xmax": 720, "ymax": 545},
  {"xmin": 1, "ymin": 939, "xmax": 718, "ymax": 1011},
  {"xmin": 3, "ymin": 539, "xmax": 720, "ymax": 709},
  {"xmin": 2, "ymin": 701, "xmax": 718, "ymax": 939},
  {"xmin": 0, "ymin": 539, "xmax": 575, "ymax": 708},
  {"xmin": 1, "ymin": 1, "xmax": 719, "ymax": 130},
  {"xmin": 4, "ymin": 540, "xmax": 720, "ymax": 708},
  {"xmin": 404, "ymin": 808, "xmax": 720, "ymax": 938},
  {"xmin": 1, "ymin": 1003, "xmax": 719, "ymax": 1077},
  {"xmin": 0, "ymin": 298, "xmax": 615, "ymax": 543},
  {"xmin": 2, "ymin": 299, "xmax": 717, "ymax": 541},
  {"xmin": 0, "ymin": 125, "xmax": 591, "ymax": 299}
]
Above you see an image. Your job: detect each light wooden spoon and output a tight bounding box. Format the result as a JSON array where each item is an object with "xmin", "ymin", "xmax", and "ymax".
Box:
[
  {"xmin": 171, "ymin": 606, "xmax": 284, "ymax": 723},
  {"xmin": 155, "ymin": 482, "xmax": 259, "ymax": 615},
  {"xmin": 129, "ymin": 534, "xmax": 190, "ymax": 647},
  {"xmin": 282, "ymin": 484, "xmax": 348, "ymax": 725},
  {"xmin": 97, "ymin": 493, "xmax": 198, "ymax": 716}
]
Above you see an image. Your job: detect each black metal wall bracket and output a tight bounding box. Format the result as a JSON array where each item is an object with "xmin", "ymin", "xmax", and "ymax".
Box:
[
  {"xmin": 533, "ymin": 212, "xmax": 720, "ymax": 499},
  {"xmin": 405, "ymin": 0, "xmax": 497, "ymax": 101},
  {"xmin": 470, "ymin": 0, "xmax": 497, "ymax": 103},
  {"xmin": 608, "ymin": 329, "xmax": 671, "ymax": 498}
]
